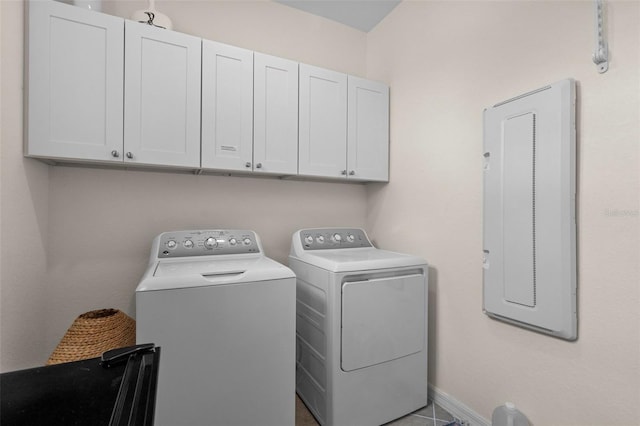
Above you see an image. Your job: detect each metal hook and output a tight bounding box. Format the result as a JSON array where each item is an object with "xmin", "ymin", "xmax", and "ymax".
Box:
[
  {"xmin": 139, "ymin": 11, "xmax": 166, "ymax": 29},
  {"xmin": 144, "ymin": 11, "xmax": 155, "ymax": 25}
]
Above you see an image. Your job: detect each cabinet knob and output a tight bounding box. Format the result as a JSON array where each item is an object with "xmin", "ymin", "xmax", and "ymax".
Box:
[
  {"xmin": 126, "ymin": 152, "xmax": 133, "ymax": 159},
  {"xmin": 349, "ymin": 170, "xmax": 355, "ymax": 176},
  {"xmin": 341, "ymin": 170, "xmax": 347, "ymax": 175},
  {"xmin": 111, "ymin": 150, "xmax": 120, "ymax": 158},
  {"xmin": 245, "ymin": 162, "xmax": 252, "ymax": 168},
  {"xmin": 256, "ymin": 163, "xmax": 263, "ymax": 169}
]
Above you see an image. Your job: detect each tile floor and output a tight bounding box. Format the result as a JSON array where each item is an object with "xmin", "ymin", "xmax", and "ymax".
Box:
[
  {"xmin": 296, "ymin": 395, "xmax": 458, "ymax": 426},
  {"xmin": 385, "ymin": 401, "xmax": 457, "ymax": 426}
]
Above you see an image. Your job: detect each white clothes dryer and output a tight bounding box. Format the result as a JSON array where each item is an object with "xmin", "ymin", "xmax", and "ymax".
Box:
[
  {"xmin": 289, "ymin": 228, "xmax": 429, "ymax": 426},
  {"xmin": 136, "ymin": 229, "xmax": 295, "ymax": 426}
]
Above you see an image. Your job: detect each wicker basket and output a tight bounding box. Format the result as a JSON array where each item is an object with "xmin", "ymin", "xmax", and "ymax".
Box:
[{"xmin": 46, "ymin": 308, "xmax": 136, "ymax": 365}]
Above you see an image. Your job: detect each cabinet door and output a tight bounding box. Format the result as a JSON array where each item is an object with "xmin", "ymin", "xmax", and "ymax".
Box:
[
  {"xmin": 253, "ymin": 53, "xmax": 299, "ymax": 175},
  {"xmin": 201, "ymin": 41, "xmax": 254, "ymax": 171},
  {"xmin": 26, "ymin": 0, "xmax": 123, "ymax": 162},
  {"xmin": 347, "ymin": 76, "xmax": 389, "ymax": 182},
  {"xmin": 298, "ymin": 64, "xmax": 347, "ymax": 178},
  {"xmin": 124, "ymin": 22, "xmax": 201, "ymax": 168}
]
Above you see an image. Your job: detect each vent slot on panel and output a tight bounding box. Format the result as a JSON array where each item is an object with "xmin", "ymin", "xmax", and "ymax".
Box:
[{"xmin": 502, "ymin": 112, "xmax": 536, "ymax": 308}]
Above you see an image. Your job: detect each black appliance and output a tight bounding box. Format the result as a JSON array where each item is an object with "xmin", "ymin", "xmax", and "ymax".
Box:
[{"xmin": 1, "ymin": 344, "xmax": 160, "ymax": 426}]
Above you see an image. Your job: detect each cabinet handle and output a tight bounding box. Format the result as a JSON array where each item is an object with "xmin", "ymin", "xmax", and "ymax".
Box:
[
  {"xmin": 126, "ymin": 152, "xmax": 133, "ymax": 159},
  {"xmin": 341, "ymin": 170, "xmax": 347, "ymax": 175},
  {"xmin": 256, "ymin": 163, "xmax": 262, "ymax": 169},
  {"xmin": 349, "ymin": 170, "xmax": 355, "ymax": 176},
  {"xmin": 245, "ymin": 162, "xmax": 252, "ymax": 168},
  {"xmin": 111, "ymin": 150, "xmax": 120, "ymax": 158}
]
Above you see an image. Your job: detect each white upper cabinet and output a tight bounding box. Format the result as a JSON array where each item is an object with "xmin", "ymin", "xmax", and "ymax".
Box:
[
  {"xmin": 26, "ymin": 0, "xmax": 124, "ymax": 162},
  {"xmin": 201, "ymin": 41, "xmax": 254, "ymax": 171},
  {"xmin": 124, "ymin": 21, "xmax": 201, "ymax": 168},
  {"xmin": 347, "ymin": 76, "xmax": 389, "ymax": 182},
  {"xmin": 24, "ymin": 2, "xmax": 389, "ymax": 182},
  {"xmin": 253, "ymin": 53, "xmax": 299, "ymax": 175},
  {"xmin": 298, "ymin": 64, "xmax": 348, "ymax": 178},
  {"xmin": 298, "ymin": 65, "xmax": 389, "ymax": 181}
]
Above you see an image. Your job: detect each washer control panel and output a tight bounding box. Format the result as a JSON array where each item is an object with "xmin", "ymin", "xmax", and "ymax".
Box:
[
  {"xmin": 299, "ymin": 228, "xmax": 372, "ymax": 250},
  {"xmin": 157, "ymin": 229, "xmax": 260, "ymax": 258}
]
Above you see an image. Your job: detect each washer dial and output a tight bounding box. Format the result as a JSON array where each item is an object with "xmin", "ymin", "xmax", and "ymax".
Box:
[{"xmin": 204, "ymin": 237, "xmax": 218, "ymax": 249}]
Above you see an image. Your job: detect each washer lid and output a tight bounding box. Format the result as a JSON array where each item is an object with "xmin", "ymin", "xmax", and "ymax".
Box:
[
  {"xmin": 136, "ymin": 255, "xmax": 294, "ymax": 292},
  {"xmin": 290, "ymin": 247, "xmax": 426, "ymax": 272}
]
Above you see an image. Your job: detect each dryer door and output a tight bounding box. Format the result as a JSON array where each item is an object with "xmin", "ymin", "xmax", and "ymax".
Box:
[{"xmin": 341, "ymin": 273, "xmax": 425, "ymax": 372}]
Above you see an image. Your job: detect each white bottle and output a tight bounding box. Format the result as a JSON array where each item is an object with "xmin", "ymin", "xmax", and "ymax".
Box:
[{"xmin": 491, "ymin": 402, "xmax": 530, "ymax": 426}]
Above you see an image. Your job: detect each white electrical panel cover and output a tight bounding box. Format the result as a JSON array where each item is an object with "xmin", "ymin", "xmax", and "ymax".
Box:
[{"xmin": 483, "ymin": 79, "xmax": 577, "ymax": 340}]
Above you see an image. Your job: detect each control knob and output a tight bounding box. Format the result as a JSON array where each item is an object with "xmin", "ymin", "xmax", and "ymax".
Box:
[
  {"xmin": 304, "ymin": 236, "xmax": 314, "ymax": 244},
  {"xmin": 333, "ymin": 233, "xmax": 342, "ymax": 242},
  {"xmin": 183, "ymin": 240, "xmax": 194, "ymax": 249},
  {"xmin": 204, "ymin": 237, "xmax": 218, "ymax": 249},
  {"xmin": 316, "ymin": 236, "xmax": 325, "ymax": 244},
  {"xmin": 166, "ymin": 240, "xmax": 177, "ymax": 249},
  {"xmin": 243, "ymin": 238, "xmax": 252, "ymax": 246},
  {"xmin": 229, "ymin": 238, "xmax": 237, "ymax": 246},
  {"xmin": 346, "ymin": 234, "xmax": 355, "ymax": 242}
]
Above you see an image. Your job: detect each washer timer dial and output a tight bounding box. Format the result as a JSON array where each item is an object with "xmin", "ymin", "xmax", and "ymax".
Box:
[{"xmin": 204, "ymin": 237, "xmax": 218, "ymax": 249}]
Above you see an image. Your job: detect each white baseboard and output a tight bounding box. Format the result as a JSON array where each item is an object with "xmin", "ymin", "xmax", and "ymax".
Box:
[{"xmin": 428, "ymin": 384, "xmax": 491, "ymax": 426}]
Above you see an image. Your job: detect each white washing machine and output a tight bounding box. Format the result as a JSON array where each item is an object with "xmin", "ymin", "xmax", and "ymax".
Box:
[
  {"xmin": 136, "ymin": 229, "xmax": 295, "ymax": 426},
  {"xmin": 289, "ymin": 228, "xmax": 429, "ymax": 426}
]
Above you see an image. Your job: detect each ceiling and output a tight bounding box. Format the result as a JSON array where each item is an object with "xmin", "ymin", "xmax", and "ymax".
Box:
[{"xmin": 275, "ymin": 0, "xmax": 402, "ymax": 32}]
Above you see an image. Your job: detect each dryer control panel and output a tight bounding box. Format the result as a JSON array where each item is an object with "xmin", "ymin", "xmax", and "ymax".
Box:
[
  {"xmin": 155, "ymin": 229, "xmax": 260, "ymax": 258},
  {"xmin": 298, "ymin": 228, "xmax": 372, "ymax": 250}
]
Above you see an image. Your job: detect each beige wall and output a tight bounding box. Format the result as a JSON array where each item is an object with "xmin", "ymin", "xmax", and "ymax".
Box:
[
  {"xmin": 1, "ymin": 0, "xmax": 51, "ymax": 371},
  {"xmin": 366, "ymin": 1, "xmax": 639, "ymax": 424},
  {"xmin": 1, "ymin": 0, "xmax": 369, "ymax": 370}
]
